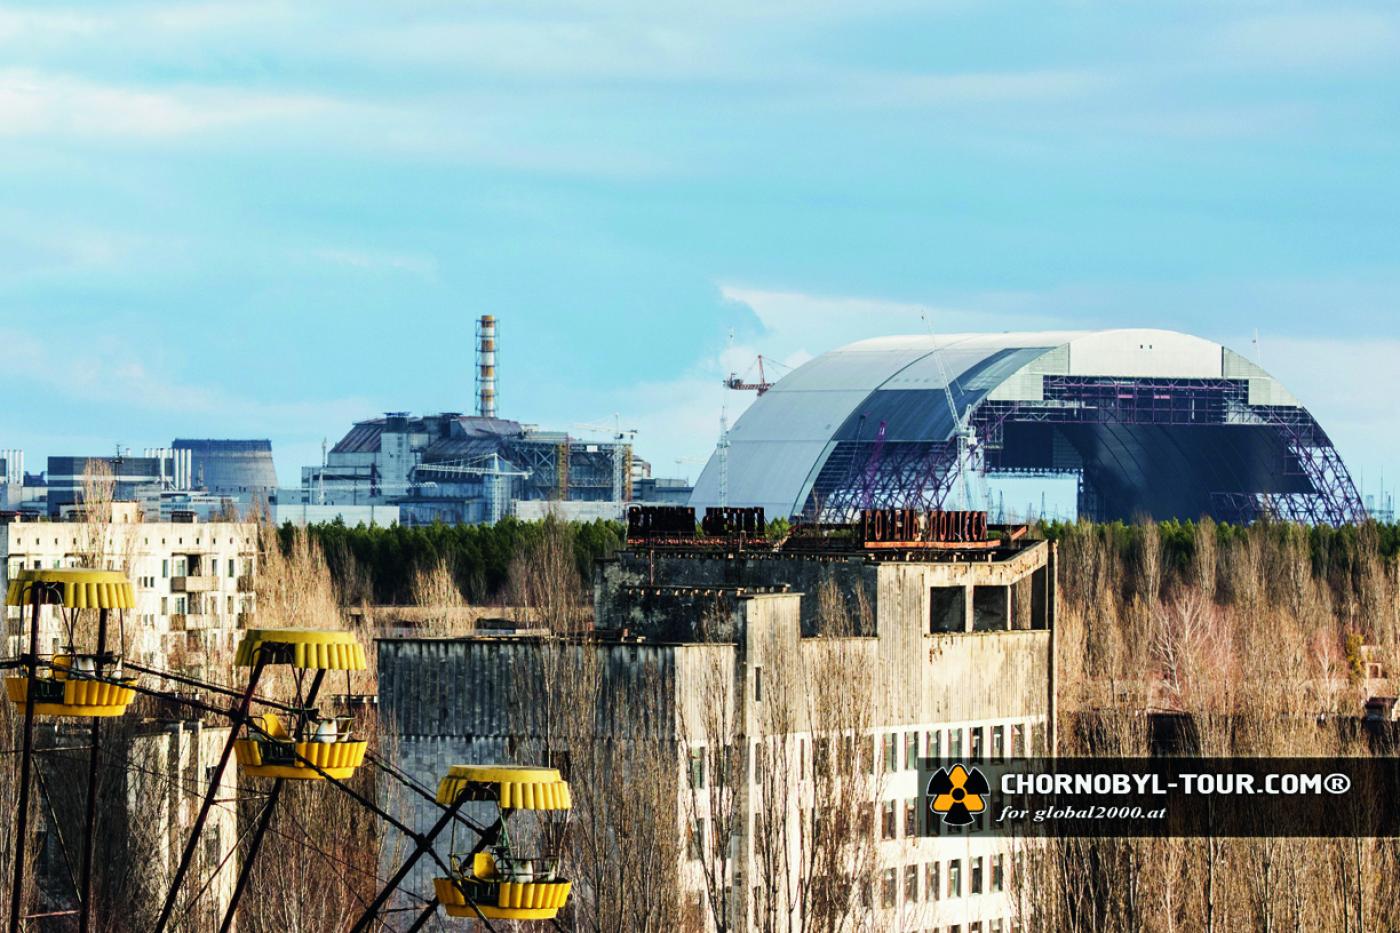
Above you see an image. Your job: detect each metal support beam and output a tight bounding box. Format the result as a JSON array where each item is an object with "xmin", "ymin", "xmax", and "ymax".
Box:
[
  {"xmin": 8, "ymin": 586, "xmax": 44, "ymax": 933},
  {"xmin": 153, "ymin": 655, "xmax": 269, "ymax": 933},
  {"xmin": 214, "ymin": 669, "xmax": 325, "ymax": 933},
  {"xmin": 347, "ymin": 807, "xmax": 492, "ymax": 933},
  {"xmin": 404, "ymin": 896, "xmax": 440, "ymax": 932},
  {"xmin": 77, "ymin": 608, "xmax": 110, "ymax": 933}
]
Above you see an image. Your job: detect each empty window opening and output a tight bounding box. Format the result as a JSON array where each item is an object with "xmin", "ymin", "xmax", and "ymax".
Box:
[
  {"xmin": 972, "ymin": 586, "xmax": 1009, "ymax": 631},
  {"xmin": 930, "ymin": 586, "xmax": 965, "ymax": 633}
]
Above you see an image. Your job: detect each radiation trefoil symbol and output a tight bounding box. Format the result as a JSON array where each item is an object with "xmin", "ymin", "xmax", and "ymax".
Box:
[{"xmin": 928, "ymin": 764, "xmax": 991, "ymax": 826}]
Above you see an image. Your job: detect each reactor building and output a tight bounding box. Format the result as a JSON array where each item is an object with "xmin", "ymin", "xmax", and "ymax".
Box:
[
  {"xmin": 690, "ymin": 328, "xmax": 1365, "ymax": 526},
  {"xmin": 298, "ymin": 316, "xmax": 640, "ymax": 525}
]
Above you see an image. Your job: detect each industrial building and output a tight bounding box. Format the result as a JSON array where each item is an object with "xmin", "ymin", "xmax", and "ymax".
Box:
[
  {"xmin": 25, "ymin": 440, "xmax": 277, "ymax": 520},
  {"xmin": 172, "ymin": 438, "xmax": 279, "ymax": 502},
  {"xmin": 691, "ymin": 328, "xmax": 1365, "ymax": 526},
  {"xmin": 299, "ymin": 411, "xmax": 634, "ymax": 525},
  {"xmin": 44, "ymin": 454, "xmax": 179, "ymax": 517},
  {"xmin": 296, "ymin": 316, "xmax": 655, "ymax": 525},
  {"xmin": 377, "ymin": 506, "xmax": 1054, "ymax": 931}
]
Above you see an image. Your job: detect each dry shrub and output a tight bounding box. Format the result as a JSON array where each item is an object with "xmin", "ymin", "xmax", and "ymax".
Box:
[{"xmin": 1015, "ymin": 519, "xmax": 1400, "ymax": 932}]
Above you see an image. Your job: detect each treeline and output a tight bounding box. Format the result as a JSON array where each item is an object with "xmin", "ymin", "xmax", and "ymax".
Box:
[
  {"xmin": 279, "ymin": 513, "xmax": 1400, "ymax": 610},
  {"xmin": 279, "ymin": 517, "xmax": 624, "ymax": 605},
  {"xmin": 1041, "ymin": 517, "xmax": 1400, "ymax": 603},
  {"xmin": 1025, "ymin": 519, "xmax": 1400, "ymax": 931}
]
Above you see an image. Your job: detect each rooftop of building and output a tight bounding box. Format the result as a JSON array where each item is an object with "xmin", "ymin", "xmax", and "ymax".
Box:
[
  {"xmin": 621, "ymin": 504, "xmax": 1040, "ymax": 564},
  {"xmin": 329, "ymin": 412, "xmax": 628, "ymax": 460}
]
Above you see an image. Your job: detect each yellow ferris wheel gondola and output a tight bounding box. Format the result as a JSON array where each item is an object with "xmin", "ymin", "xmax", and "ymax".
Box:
[
  {"xmin": 4, "ymin": 569, "xmax": 137, "ymax": 718},
  {"xmin": 5, "ymin": 567, "xmax": 140, "ymax": 933},
  {"xmin": 231, "ymin": 628, "xmax": 369, "ymax": 780},
  {"xmin": 433, "ymin": 765, "xmax": 573, "ymax": 921}
]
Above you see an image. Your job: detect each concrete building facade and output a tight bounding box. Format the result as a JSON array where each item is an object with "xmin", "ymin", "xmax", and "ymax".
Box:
[
  {"xmin": 1, "ymin": 507, "xmax": 258, "ymax": 674},
  {"xmin": 378, "ymin": 514, "xmax": 1054, "ymax": 932}
]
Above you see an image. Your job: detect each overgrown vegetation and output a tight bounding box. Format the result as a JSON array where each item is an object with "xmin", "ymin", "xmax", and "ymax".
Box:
[
  {"xmin": 1017, "ymin": 517, "xmax": 1400, "ymax": 932},
  {"xmin": 287, "ymin": 516, "xmax": 625, "ymax": 605}
]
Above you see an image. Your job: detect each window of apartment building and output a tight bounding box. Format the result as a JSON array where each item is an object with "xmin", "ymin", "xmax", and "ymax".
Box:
[
  {"xmin": 881, "ymin": 868, "xmax": 897, "ymax": 908},
  {"xmin": 949, "ymin": 728, "xmax": 963, "ymax": 760},
  {"xmin": 992, "ymin": 854, "xmax": 1005, "ymax": 892},
  {"xmin": 930, "ymin": 585, "xmax": 964, "ymax": 632},
  {"xmin": 926, "ymin": 728, "xmax": 941, "ymax": 762},
  {"xmin": 948, "ymin": 859, "xmax": 962, "ymax": 897},
  {"xmin": 753, "ymin": 743, "xmax": 764, "ymax": 786},
  {"xmin": 904, "ymin": 731, "xmax": 918, "ymax": 770},
  {"xmin": 844, "ymin": 733, "xmax": 861, "ymax": 774},
  {"xmin": 883, "ymin": 733, "xmax": 898, "ymax": 773},
  {"xmin": 926, "ymin": 862, "xmax": 939, "ymax": 901},
  {"xmin": 227, "ymin": 596, "xmax": 235, "ymax": 614},
  {"xmin": 971, "ymin": 856, "xmax": 983, "ymax": 894},
  {"xmin": 990, "ymin": 919, "xmax": 1004, "ymax": 933},
  {"xmin": 161, "ymin": 559, "xmax": 169, "ymax": 578},
  {"xmin": 689, "ymin": 746, "xmax": 706, "ymax": 789},
  {"xmin": 904, "ymin": 798, "xmax": 917, "ymax": 837},
  {"xmin": 970, "ymin": 727, "xmax": 984, "ymax": 761},
  {"xmin": 689, "ymin": 818, "xmax": 705, "ymax": 860},
  {"xmin": 174, "ymin": 557, "xmax": 187, "ymax": 577},
  {"xmin": 951, "ymin": 926, "xmax": 961, "ymax": 933},
  {"xmin": 970, "ymin": 923, "xmax": 983, "ymax": 933},
  {"xmin": 753, "ymin": 666, "xmax": 762, "ymax": 702},
  {"xmin": 992, "ymin": 725, "xmax": 1005, "ymax": 761},
  {"xmin": 1010, "ymin": 723, "xmax": 1025, "ymax": 757},
  {"xmin": 160, "ymin": 597, "xmax": 168, "ymax": 615},
  {"xmin": 904, "ymin": 865, "xmax": 918, "ymax": 905},
  {"xmin": 228, "ymin": 558, "xmax": 236, "ymax": 578},
  {"xmin": 882, "ymin": 800, "xmax": 897, "ymax": 840},
  {"xmin": 175, "ymin": 596, "xmax": 187, "ymax": 615}
]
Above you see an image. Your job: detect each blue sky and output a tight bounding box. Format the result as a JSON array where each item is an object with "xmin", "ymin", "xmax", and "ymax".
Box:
[{"xmin": 1, "ymin": 1, "xmax": 1397, "ymax": 508}]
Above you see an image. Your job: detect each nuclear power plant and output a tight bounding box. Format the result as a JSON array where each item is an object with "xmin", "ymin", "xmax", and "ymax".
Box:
[{"xmin": 295, "ymin": 315, "xmax": 688, "ymax": 525}]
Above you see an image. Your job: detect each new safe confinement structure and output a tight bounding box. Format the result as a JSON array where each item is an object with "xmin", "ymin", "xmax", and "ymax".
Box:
[{"xmin": 690, "ymin": 328, "xmax": 1364, "ymax": 525}]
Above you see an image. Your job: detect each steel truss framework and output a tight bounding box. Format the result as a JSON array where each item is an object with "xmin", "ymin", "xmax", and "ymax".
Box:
[
  {"xmin": 2, "ymin": 643, "xmax": 515, "ymax": 933},
  {"xmin": 803, "ymin": 377, "xmax": 1365, "ymax": 526}
]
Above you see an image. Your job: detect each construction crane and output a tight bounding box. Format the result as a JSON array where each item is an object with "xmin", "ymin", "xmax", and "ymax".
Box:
[
  {"xmin": 724, "ymin": 354, "xmax": 788, "ymax": 395},
  {"xmin": 571, "ymin": 414, "xmax": 638, "ymax": 443}
]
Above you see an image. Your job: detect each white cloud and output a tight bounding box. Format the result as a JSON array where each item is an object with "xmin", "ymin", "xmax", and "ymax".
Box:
[
  {"xmin": 1208, "ymin": 10, "xmax": 1400, "ymax": 70},
  {"xmin": 834, "ymin": 69, "xmax": 1102, "ymax": 109},
  {"xmin": 720, "ymin": 283, "xmax": 1064, "ymax": 347},
  {"xmin": 0, "ymin": 326, "xmax": 372, "ymax": 433},
  {"xmin": 307, "ymin": 247, "xmax": 439, "ymax": 279},
  {"xmin": 0, "ymin": 68, "xmax": 335, "ymax": 140}
]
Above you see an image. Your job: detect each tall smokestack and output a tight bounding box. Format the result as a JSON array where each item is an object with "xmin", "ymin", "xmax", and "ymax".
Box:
[{"xmin": 476, "ymin": 314, "xmax": 497, "ymax": 418}]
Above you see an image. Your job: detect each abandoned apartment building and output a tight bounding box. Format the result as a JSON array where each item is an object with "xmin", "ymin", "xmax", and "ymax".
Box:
[{"xmin": 379, "ymin": 506, "xmax": 1055, "ymax": 932}]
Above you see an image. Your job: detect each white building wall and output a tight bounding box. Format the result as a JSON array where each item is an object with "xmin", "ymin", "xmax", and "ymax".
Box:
[{"xmin": 1, "ymin": 518, "xmax": 257, "ymax": 673}]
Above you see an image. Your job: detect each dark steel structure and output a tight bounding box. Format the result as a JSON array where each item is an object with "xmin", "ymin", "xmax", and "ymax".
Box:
[{"xmin": 690, "ymin": 329, "xmax": 1365, "ymax": 526}]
